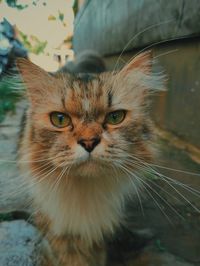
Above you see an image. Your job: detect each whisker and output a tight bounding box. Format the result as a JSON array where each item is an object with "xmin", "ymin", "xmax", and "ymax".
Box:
[
  {"xmin": 51, "ymin": 164, "xmax": 70, "ymax": 194},
  {"xmin": 117, "ymin": 163, "xmax": 173, "ymax": 223},
  {"xmin": 114, "ymin": 161, "xmax": 145, "ymax": 216},
  {"xmin": 157, "ymin": 173, "xmax": 200, "ymax": 213},
  {"xmin": 0, "ymin": 161, "xmax": 55, "ymax": 199},
  {"xmin": 159, "ymin": 174, "xmax": 200, "ymax": 198},
  {"xmin": 0, "ymin": 150, "xmax": 63, "ymax": 164},
  {"xmin": 148, "ymin": 162, "xmax": 200, "ymax": 177},
  {"xmin": 121, "ymin": 154, "xmax": 200, "ymax": 199},
  {"xmin": 154, "ymin": 49, "xmax": 179, "ymax": 60},
  {"xmin": 118, "ymin": 162, "xmax": 184, "ymax": 221},
  {"xmin": 113, "ymin": 19, "xmax": 175, "ymax": 72},
  {"xmin": 120, "ymin": 153, "xmax": 200, "ymax": 214},
  {"xmin": 141, "ymin": 181, "xmax": 173, "ymax": 224}
]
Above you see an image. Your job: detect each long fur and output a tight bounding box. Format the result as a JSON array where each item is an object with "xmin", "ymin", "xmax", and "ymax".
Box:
[{"xmin": 17, "ymin": 51, "xmax": 164, "ymax": 266}]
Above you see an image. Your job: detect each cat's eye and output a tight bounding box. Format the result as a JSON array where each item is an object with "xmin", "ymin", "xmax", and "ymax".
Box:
[
  {"xmin": 50, "ymin": 112, "xmax": 71, "ymax": 128},
  {"xmin": 105, "ymin": 110, "xmax": 126, "ymax": 125}
]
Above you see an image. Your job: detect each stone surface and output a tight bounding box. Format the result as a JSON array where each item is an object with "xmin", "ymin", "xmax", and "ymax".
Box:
[
  {"xmin": 0, "ymin": 220, "xmax": 42, "ymax": 266},
  {"xmin": 132, "ymin": 247, "xmax": 194, "ymax": 266},
  {"xmin": 0, "ymin": 100, "xmax": 31, "ymax": 213}
]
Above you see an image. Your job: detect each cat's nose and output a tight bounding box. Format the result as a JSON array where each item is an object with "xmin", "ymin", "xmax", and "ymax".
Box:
[{"xmin": 77, "ymin": 137, "xmax": 101, "ymax": 153}]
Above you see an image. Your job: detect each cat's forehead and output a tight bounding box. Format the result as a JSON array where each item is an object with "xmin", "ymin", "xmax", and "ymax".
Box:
[{"xmin": 62, "ymin": 73, "xmax": 111, "ymax": 118}]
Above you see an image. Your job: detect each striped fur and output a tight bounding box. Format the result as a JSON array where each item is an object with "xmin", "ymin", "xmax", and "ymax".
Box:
[{"xmin": 17, "ymin": 51, "xmax": 164, "ymax": 266}]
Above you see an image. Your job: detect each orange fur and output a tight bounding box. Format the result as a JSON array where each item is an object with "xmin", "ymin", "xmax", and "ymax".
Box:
[{"xmin": 17, "ymin": 51, "xmax": 164, "ymax": 266}]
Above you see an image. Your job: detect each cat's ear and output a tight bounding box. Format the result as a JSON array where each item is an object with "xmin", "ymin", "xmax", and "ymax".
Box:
[
  {"xmin": 116, "ymin": 50, "xmax": 165, "ymax": 104},
  {"xmin": 16, "ymin": 58, "xmax": 53, "ymax": 104},
  {"xmin": 120, "ymin": 50, "xmax": 152, "ymax": 76}
]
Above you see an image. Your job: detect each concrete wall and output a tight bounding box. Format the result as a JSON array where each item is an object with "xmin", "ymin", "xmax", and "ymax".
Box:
[
  {"xmin": 103, "ymin": 38, "xmax": 200, "ymax": 149},
  {"xmin": 73, "ymin": 0, "xmax": 200, "ymax": 55},
  {"xmin": 152, "ymin": 38, "xmax": 200, "ymax": 148}
]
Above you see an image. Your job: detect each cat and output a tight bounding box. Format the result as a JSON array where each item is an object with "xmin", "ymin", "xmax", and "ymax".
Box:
[
  {"xmin": 16, "ymin": 50, "xmax": 164, "ymax": 266},
  {"xmin": 59, "ymin": 50, "xmax": 106, "ymax": 74}
]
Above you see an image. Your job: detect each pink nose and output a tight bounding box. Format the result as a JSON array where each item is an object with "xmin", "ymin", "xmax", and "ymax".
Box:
[{"xmin": 77, "ymin": 137, "xmax": 101, "ymax": 153}]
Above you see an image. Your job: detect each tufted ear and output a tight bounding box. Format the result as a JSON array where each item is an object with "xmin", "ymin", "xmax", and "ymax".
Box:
[
  {"xmin": 114, "ymin": 50, "xmax": 165, "ymax": 106},
  {"xmin": 120, "ymin": 50, "xmax": 152, "ymax": 76},
  {"xmin": 16, "ymin": 58, "xmax": 54, "ymax": 104}
]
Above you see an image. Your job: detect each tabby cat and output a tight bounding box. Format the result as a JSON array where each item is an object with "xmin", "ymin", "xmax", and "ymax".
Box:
[{"xmin": 17, "ymin": 51, "xmax": 163, "ymax": 266}]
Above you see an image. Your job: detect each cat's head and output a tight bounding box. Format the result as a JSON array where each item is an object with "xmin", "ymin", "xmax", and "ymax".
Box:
[{"xmin": 17, "ymin": 51, "xmax": 163, "ymax": 179}]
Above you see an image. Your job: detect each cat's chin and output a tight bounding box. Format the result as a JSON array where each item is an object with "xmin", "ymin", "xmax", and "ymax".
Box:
[{"xmin": 71, "ymin": 155, "xmax": 111, "ymax": 177}]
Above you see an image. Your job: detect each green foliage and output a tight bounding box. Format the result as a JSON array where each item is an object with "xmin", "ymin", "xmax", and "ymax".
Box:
[
  {"xmin": 19, "ymin": 31, "xmax": 47, "ymax": 55},
  {"xmin": 72, "ymin": 0, "xmax": 79, "ymax": 17},
  {"xmin": 58, "ymin": 11, "xmax": 64, "ymax": 22},
  {"xmin": 4, "ymin": 0, "xmax": 28, "ymax": 10},
  {"xmin": 0, "ymin": 77, "xmax": 22, "ymax": 123},
  {"xmin": 48, "ymin": 11, "xmax": 66, "ymax": 26},
  {"xmin": 48, "ymin": 14, "xmax": 56, "ymax": 21},
  {"xmin": 3, "ymin": 0, "xmax": 47, "ymax": 10},
  {"xmin": 155, "ymin": 239, "xmax": 166, "ymax": 252},
  {"xmin": 0, "ymin": 212, "xmax": 13, "ymax": 222}
]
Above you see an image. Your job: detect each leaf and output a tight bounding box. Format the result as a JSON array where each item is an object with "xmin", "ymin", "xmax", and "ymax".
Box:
[
  {"xmin": 0, "ymin": 213, "xmax": 14, "ymax": 222},
  {"xmin": 48, "ymin": 15, "xmax": 56, "ymax": 21},
  {"xmin": 0, "ymin": 76, "xmax": 22, "ymax": 122},
  {"xmin": 58, "ymin": 11, "xmax": 64, "ymax": 22},
  {"xmin": 5, "ymin": 0, "xmax": 28, "ymax": 10},
  {"xmin": 73, "ymin": 0, "xmax": 78, "ymax": 17},
  {"xmin": 18, "ymin": 31, "xmax": 47, "ymax": 55},
  {"xmin": 155, "ymin": 239, "xmax": 166, "ymax": 252}
]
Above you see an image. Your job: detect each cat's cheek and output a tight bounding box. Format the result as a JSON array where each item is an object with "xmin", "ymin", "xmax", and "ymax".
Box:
[
  {"xmin": 91, "ymin": 143, "xmax": 106, "ymax": 158},
  {"xmin": 102, "ymin": 132, "xmax": 110, "ymax": 141},
  {"xmin": 73, "ymin": 145, "xmax": 90, "ymax": 163}
]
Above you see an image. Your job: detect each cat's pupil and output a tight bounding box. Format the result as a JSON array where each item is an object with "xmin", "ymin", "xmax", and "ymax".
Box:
[
  {"xmin": 112, "ymin": 113, "xmax": 118, "ymax": 120},
  {"xmin": 58, "ymin": 114, "xmax": 64, "ymax": 124}
]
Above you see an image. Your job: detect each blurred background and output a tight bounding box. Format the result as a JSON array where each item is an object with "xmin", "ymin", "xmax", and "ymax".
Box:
[
  {"xmin": 0, "ymin": 0, "xmax": 74, "ymax": 72},
  {"xmin": 0, "ymin": 1, "xmax": 200, "ymax": 266}
]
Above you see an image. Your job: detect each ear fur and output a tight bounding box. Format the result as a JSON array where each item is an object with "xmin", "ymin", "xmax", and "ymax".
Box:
[
  {"xmin": 120, "ymin": 50, "xmax": 152, "ymax": 76},
  {"xmin": 16, "ymin": 58, "xmax": 54, "ymax": 104},
  {"xmin": 16, "ymin": 58, "xmax": 52, "ymax": 84},
  {"xmin": 115, "ymin": 50, "xmax": 165, "ymax": 105}
]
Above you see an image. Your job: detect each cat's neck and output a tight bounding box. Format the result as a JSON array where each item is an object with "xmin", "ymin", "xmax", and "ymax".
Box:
[{"xmin": 32, "ymin": 171, "xmax": 133, "ymax": 245}]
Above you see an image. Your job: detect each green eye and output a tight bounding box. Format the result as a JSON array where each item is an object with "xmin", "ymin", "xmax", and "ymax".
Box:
[
  {"xmin": 105, "ymin": 110, "xmax": 126, "ymax": 125},
  {"xmin": 50, "ymin": 112, "xmax": 71, "ymax": 128}
]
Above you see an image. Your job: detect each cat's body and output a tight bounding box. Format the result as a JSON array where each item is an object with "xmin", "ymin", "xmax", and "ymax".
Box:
[{"xmin": 17, "ymin": 51, "xmax": 163, "ymax": 266}]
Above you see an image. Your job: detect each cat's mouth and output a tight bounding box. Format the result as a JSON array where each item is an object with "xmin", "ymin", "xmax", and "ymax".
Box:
[
  {"xmin": 76, "ymin": 153, "xmax": 97, "ymax": 165},
  {"xmin": 71, "ymin": 156, "xmax": 111, "ymax": 178},
  {"xmin": 73, "ymin": 153, "xmax": 109, "ymax": 169}
]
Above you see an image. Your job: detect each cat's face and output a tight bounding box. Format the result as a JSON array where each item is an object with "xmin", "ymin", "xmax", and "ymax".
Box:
[{"xmin": 17, "ymin": 52, "xmax": 162, "ymax": 178}]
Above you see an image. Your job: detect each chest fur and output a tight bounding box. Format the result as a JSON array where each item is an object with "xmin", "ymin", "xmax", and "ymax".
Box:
[{"xmin": 32, "ymin": 174, "xmax": 132, "ymax": 245}]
